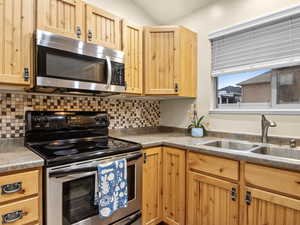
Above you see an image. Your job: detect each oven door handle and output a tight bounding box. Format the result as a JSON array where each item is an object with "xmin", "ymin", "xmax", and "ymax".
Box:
[
  {"xmin": 49, "ymin": 152, "xmax": 143, "ymax": 178},
  {"xmin": 106, "ymin": 56, "xmax": 112, "ymax": 89}
]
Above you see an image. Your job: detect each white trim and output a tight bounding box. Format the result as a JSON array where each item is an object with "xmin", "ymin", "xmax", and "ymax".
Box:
[
  {"xmin": 208, "ymin": 3, "xmax": 300, "ymax": 40},
  {"xmin": 209, "ymin": 109, "xmax": 300, "ymax": 115}
]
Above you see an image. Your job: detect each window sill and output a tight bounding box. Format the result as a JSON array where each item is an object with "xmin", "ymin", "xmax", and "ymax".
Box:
[{"xmin": 209, "ymin": 109, "xmax": 300, "ymax": 115}]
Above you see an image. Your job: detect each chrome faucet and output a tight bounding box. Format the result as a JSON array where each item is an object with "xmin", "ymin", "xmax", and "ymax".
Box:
[{"xmin": 261, "ymin": 115, "xmax": 277, "ymax": 143}]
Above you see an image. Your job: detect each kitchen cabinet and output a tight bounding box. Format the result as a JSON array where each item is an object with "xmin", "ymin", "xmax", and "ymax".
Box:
[
  {"xmin": 0, "ymin": 168, "xmax": 43, "ymax": 225},
  {"xmin": 144, "ymin": 26, "xmax": 197, "ymax": 97},
  {"xmin": 187, "ymin": 172, "xmax": 239, "ymax": 225},
  {"xmin": 0, "ymin": 0, "xmax": 35, "ymax": 85},
  {"xmin": 122, "ymin": 21, "xmax": 143, "ymax": 95},
  {"xmin": 142, "ymin": 147, "xmax": 163, "ymax": 225},
  {"xmin": 86, "ymin": 4, "xmax": 121, "ymax": 50},
  {"xmin": 244, "ymin": 187, "xmax": 300, "ymax": 225},
  {"xmin": 37, "ymin": 0, "xmax": 84, "ymax": 40},
  {"xmin": 162, "ymin": 147, "xmax": 186, "ymax": 225}
]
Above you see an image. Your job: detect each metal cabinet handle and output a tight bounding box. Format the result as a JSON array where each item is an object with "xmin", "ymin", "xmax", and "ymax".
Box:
[
  {"xmin": 23, "ymin": 68, "xmax": 29, "ymax": 82},
  {"xmin": 174, "ymin": 83, "xmax": 179, "ymax": 92},
  {"xmin": 76, "ymin": 26, "xmax": 82, "ymax": 38},
  {"xmin": 1, "ymin": 182, "xmax": 23, "ymax": 195},
  {"xmin": 2, "ymin": 210, "xmax": 26, "ymax": 224},
  {"xmin": 245, "ymin": 191, "xmax": 252, "ymax": 205},
  {"xmin": 88, "ymin": 29, "xmax": 93, "ymax": 41},
  {"xmin": 231, "ymin": 187, "xmax": 237, "ymax": 201}
]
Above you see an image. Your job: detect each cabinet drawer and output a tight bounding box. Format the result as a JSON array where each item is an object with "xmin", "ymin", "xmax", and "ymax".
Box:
[
  {"xmin": 0, "ymin": 197, "xmax": 39, "ymax": 225},
  {"xmin": 245, "ymin": 163, "xmax": 300, "ymax": 197},
  {"xmin": 0, "ymin": 170, "xmax": 39, "ymax": 203},
  {"xmin": 188, "ymin": 152, "xmax": 239, "ymax": 180}
]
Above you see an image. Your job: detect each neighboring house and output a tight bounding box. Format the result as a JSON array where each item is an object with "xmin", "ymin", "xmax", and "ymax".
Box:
[
  {"xmin": 238, "ymin": 71, "xmax": 272, "ymax": 103},
  {"xmin": 217, "ymin": 86, "xmax": 241, "ymax": 104}
]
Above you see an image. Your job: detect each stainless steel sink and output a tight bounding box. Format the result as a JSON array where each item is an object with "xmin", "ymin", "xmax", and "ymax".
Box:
[
  {"xmin": 203, "ymin": 140, "xmax": 259, "ymax": 151},
  {"xmin": 252, "ymin": 146, "xmax": 300, "ymax": 160}
]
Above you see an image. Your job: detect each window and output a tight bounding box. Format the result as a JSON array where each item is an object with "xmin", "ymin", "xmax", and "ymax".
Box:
[
  {"xmin": 215, "ymin": 66, "xmax": 300, "ymax": 110},
  {"xmin": 209, "ymin": 5, "xmax": 300, "ymax": 112}
]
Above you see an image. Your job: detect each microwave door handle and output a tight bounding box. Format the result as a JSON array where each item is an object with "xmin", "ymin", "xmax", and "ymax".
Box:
[{"xmin": 106, "ymin": 56, "xmax": 112, "ymax": 89}]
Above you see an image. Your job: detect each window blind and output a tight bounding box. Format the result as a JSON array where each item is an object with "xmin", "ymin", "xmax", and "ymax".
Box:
[{"xmin": 210, "ymin": 11, "xmax": 300, "ymax": 77}]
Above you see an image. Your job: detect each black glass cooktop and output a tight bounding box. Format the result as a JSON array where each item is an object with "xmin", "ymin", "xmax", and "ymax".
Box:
[{"xmin": 26, "ymin": 137, "xmax": 141, "ymax": 167}]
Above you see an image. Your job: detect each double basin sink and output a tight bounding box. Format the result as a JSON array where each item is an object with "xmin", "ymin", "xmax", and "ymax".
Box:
[{"xmin": 202, "ymin": 140, "xmax": 300, "ymax": 160}]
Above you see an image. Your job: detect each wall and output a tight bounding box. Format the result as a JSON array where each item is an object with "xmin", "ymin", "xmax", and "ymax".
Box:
[
  {"xmin": 83, "ymin": 0, "xmax": 156, "ymax": 25},
  {"xmin": 160, "ymin": 0, "xmax": 300, "ymax": 138}
]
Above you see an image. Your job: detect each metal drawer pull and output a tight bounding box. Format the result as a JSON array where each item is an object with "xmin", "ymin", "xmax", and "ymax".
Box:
[
  {"xmin": 1, "ymin": 182, "xmax": 23, "ymax": 195},
  {"xmin": 2, "ymin": 210, "xmax": 26, "ymax": 224}
]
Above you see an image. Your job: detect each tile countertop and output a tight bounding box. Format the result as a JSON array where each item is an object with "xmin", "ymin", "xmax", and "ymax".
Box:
[
  {"xmin": 111, "ymin": 132, "xmax": 300, "ymax": 172},
  {"xmin": 0, "ymin": 138, "xmax": 44, "ymax": 173}
]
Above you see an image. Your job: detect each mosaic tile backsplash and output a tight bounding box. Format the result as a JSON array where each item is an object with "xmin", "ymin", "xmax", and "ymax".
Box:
[{"xmin": 0, "ymin": 92, "xmax": 160, "ymax": 138}]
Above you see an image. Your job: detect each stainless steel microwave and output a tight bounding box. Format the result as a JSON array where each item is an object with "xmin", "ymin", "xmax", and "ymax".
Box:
[{"xmin": 33, "ymin": 30, "xmax": 125, "ymax": 95}]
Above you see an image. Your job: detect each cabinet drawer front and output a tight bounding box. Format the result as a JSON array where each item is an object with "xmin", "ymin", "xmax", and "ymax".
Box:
[
  {"xmin": 188, "ymin": 152, "xmax": 239, "ymax": 180},
  {"xmin": 245, "ymin": 163, "xmax": 300, "ymax": 198},
  {"xmin": 0, "ymin": 197, "xmax": 39, "ymax": 225},
  {"xmin": 0, "ymin": 170, "xmax": 39, "ymax": 203}
]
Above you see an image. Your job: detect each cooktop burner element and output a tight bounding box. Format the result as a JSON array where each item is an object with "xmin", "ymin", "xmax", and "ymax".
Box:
[{"xmin": 54, "ymin": 149, "xmax": 79, "ymax": 156}]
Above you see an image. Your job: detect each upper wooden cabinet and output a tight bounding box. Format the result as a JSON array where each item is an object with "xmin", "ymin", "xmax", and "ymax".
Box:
[
  {"xmin": 144, "ymin": 26, "xmax": 197, "ymax": 97},
  {"xmin": 85, "ymin": 4, "xmax": 121, "ymax": 50},
  {"xmin": 37, "ymin": 0, "xmax": 84, "ymax": 40},
  {"xmin": 0, "ymin": 0, "xmax": 35, "ymax": 86},
  {"xmin": 122, "ymin": 21, "xmax": 143, "ymax": 94}
]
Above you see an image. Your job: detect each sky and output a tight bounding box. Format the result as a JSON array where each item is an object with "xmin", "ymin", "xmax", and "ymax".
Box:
[{"xmin": 217, "ymin": 69, "xmax": 270, "ymax": 89}]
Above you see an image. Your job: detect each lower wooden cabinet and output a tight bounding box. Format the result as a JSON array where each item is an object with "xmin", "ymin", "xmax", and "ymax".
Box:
[
  {"xmin": 162, "ymin": 147, "xmax": 186, "ymax": 225},
  {"xmin": 244, "ymin": 187, "xmax": 300, "ymax": 225},
  {"xmin": 142, "ymin": 147, "xmax": 163, "ymax": 225},
  {"xmin": 142, "ymin": 147, "xmax": 186, "ymax": 225},
  {"xmin": 143, "ymin": 148, "xmax": 300, "ymax": 225},
  {"xmin": 187, "ymin": 172, "xmax": 239, "ymax": 225},
  {"xmin": 0, "ymin": 168, "xmax": 42, "ymax": 225}
]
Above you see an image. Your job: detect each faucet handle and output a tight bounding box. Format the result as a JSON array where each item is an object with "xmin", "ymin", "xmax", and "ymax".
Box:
[{"xmin": 290, "ymin": 139, "xmax": 297, "ymax": 148}]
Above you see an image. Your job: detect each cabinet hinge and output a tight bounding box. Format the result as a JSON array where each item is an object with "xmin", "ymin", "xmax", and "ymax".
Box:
[
  {"xmin": 143, "ymin": 152, "xmax": 147, "ymax": 164},
  {"xmin": 174, "ymin": 83, "xmax": 179, "ymax": 93},
  {"xmin": 245, "ymin": 191, "xmax": 252, "ymax": 205},
  {"xmin": 76, "ymin": 26, "xmax": 82, "ymax": 38},
  {"xmin": 88, "ymin": 30, "xmax": 93, "ymax": 41},
  {"xmin": 23, "ymin": 68, "xmax": 29, "ymax": 82},
  {"xmin": 231, "ymin": 187, "xmax": 237, "ymax": 201}
]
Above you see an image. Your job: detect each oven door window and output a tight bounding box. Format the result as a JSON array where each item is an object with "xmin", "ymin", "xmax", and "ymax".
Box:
[
  {"xmin": 38, "ymin": 47, "xmax": 107, "ymax": 83},
  {"xmin": 63, "ymin": 175, "xmax": 98, "ymax": 225}
]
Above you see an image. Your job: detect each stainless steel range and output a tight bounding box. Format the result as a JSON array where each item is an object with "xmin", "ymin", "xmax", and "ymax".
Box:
[{"xmin": 25, "ymin": 111, "xmax": 142, "ymax": 225}]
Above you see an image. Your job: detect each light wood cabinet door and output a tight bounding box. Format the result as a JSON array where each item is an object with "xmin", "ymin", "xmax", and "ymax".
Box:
[
  {"xmin": 142, "ymin": 147, "xmax": 163, "ymax": 225},
  {"xmin": 0, "ymin": 0, "xmax": 35, "ymax": 85},
  {"xmin": 122, "ymin": 21, "xmax": 143, "ymax": 94},
  {"xmin": 37, "ymin": 0, "xmax": 84, "ymax": 40},
  {"xmin": 245, "ymin": 187, "xmax": 300, "ymax": 225},
  {"xmin": 85, "ymin": 5, "xmax": 121, "ymax": 49},
  {"xmin": 162, "ymin": 147, "xmax": 186, "ymax": 225},
  {"xmin": 187, "ymin": 172, "xmax": 239, "ymax": 225},
  {"xmin": 144, "ymin": 26, "xmax": 180, "ymax": 95}
]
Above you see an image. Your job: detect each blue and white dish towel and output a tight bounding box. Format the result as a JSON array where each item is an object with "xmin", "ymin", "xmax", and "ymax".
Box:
[{"xmin": 96, "ymin": 158, "xmax": 128, "ymax": 218}]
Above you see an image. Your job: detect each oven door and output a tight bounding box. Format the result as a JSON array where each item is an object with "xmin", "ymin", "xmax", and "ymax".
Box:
[{"xmin": 45, "ymin": 152, "xmax": 142, "ymax": 225}]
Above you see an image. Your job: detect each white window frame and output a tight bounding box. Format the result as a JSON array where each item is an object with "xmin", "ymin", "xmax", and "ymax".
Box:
[{"xmin": 210, "ymin": 68, "xmax": 300, "ymax": 114}]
